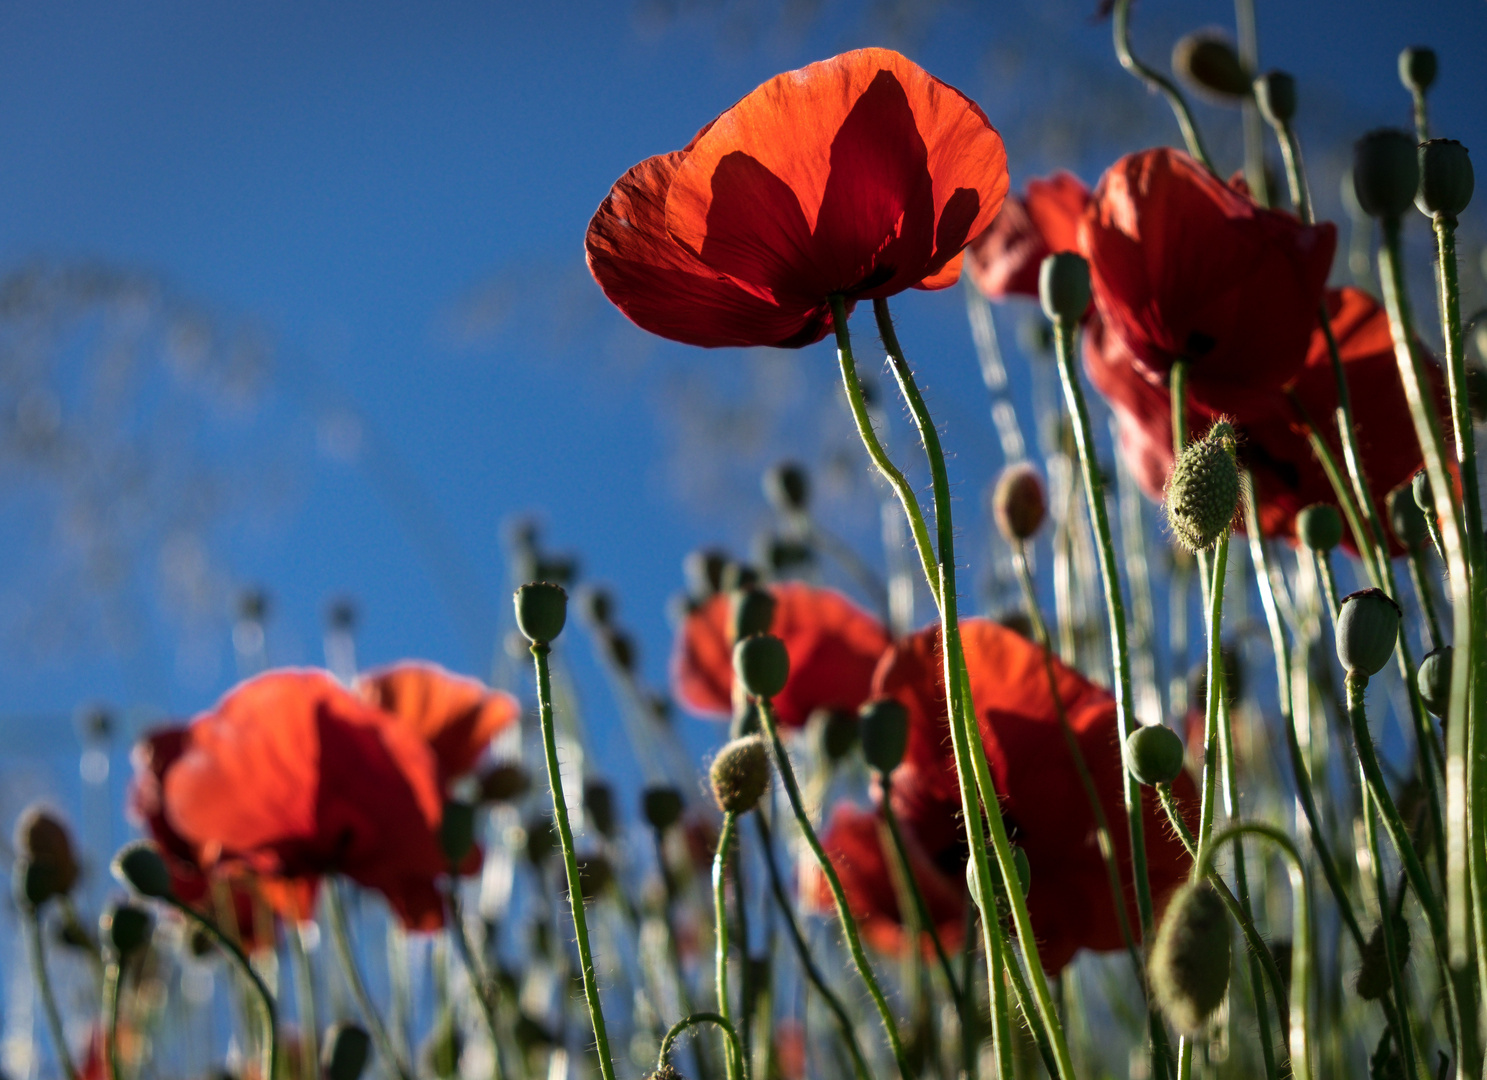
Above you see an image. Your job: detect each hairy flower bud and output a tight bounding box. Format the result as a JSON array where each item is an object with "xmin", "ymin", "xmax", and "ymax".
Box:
[
  {"xmin": 1398, "ymin": 46, "xmax": 1437, "ymax": 95},
  {"xmin": 710, "ymin": 735, "xmax": 772, "ymax": 815},
  {"xmin": 112, "ymin": 841, "xmax": 175, "ymax": 901},
  {"xmin": 731, "ymin": 586, "xmax": 777, "ymax": 642},
  {"xmin": 1296, "ymin": 503, "xmax": 1343, "ymax": 551},
  {"xmin": 641, "ymin": 785, "xmax": 685, "ymax": 832},
  {"xmin": 1336, "ymin": 588, "xmax": 1402, "ymax": 677},
  {"xmin": 514, "ymin": 582, "xmax": 567, "ymax": 644},
  {"xmin": 1253, "ymin": 71, "xmax": 1296, "ymax": 125},
  {"xmin": 1150, "ymin": 881, "xmax": 1232, "ymax": 1034},
  {"xmin": 1416, "ymin": 139, "xmax": 1474, "ymax": 220},
  {"xmin": 763, "ymin": 462, "xmax": 809, "ymax": 512},
  {"xmin": 1127, "ymin": 724, "xmax": 1186, "ymax": 786},
  {"xmin": 1353, "ymin": 130, "xmax": 1421, "ymax": 220},
  {"xmin": 1171, "ymin": 31, "xmax": 1251, "ymax": 101},
  {"xmin": 733, "ymin": 634, "xmax": 790, "ymax": 700},
  {"xmin": 15, "ymin": 806, "xmax": 79, "ymax": 904},
  {"xmin": 1387, "ymin": 484, "xmax": 1428, "ymax": 549},
  {"xmin": 1417, "ymin": 646, "xmax": 1453, "ymax": 719},
  {"xmin": 992, "ymin": 463, "xmax": 1047, "ymax": 542},
  {"xmin": 1038, "ymin": 252, "xmax": 1091, "ymax": 323},
  {"xmin": 102, "ymin": 902, "xmax": 153, "ymax": 959},
  {"xmin": 859, "ymin": 698, "xmax": 910, "ymax": 775},
  {"xmin": 322, "ymin": 1023, "xmax": 373, "ymax": 1080},
  {"xmin": 1165, "ymin": 422, "xmax": 1239, "ymax": 551}
]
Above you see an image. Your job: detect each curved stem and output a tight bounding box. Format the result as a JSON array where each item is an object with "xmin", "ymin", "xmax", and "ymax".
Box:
[
  {"xmin": 712, "ymin": 812, "xmax": 740, "ymax": 1080},
  {"xmin": 531, "ymin": 641, "xmax": 618, "ymax": 1080},
  {"xmin": 287, "ymin": 921, "xmax": 319, "ymax": 1080},
  {"xmin": 103, "ymin": 961, "xmax": 124, "ymax": 1080},
  {"xmin": 658, "ymin": 1012, "xmax": 742, "ymax": 1074},
  {"xmin": 323, "ymin": 884, "xmax": 408, "ymax": 1080},
  {"xmin": 1406, "ymin": 545, "xmax": 1444, "ymax": 651},
  {"xmin": 24, "ymin": 907, "xmax": 81, "ymax": 1080},
  {"xmin": 1360, "ymin": 780, "xmax": 1424, "ymax": 1080},
  {"xmin": 654, "ymin": 830, "xmax": 715, "ymax": 1080},
  {"xmin": 170, "ymin": 896, "xmax": 279, "ymax": 1080},
  {"xmin": 1195, "ymin": 530, "xmax": 1232, "ymax": 860},
  {"xmin": 1111, "ymin": 0, "xmax": 1213, "ymax": 170}
]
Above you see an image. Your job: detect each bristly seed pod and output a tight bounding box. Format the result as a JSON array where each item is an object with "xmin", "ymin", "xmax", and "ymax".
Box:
[
  {"xmin": 1165, "ymin": 422, "xmax": 1239, "ymax": 552},
  {"xmin": 1336, "ymin": 588, "xmax": 1402, "ymax": 678},
  {"xmin": 1149, "ymin": 880, "xmax": 1232, "ymax": 1034},
  {"xmin": 1171, "ymin": 31, "xmax": 1251, "ymax": 101},
  {"xmin": 1417, "ymin": 646, "xmax": 1452, "ymax": 719},
  {"xmin": 1416, "ymin": 139, "xmax": 1474, "ymax": 221},
  {"xmin": 992, "ymin": 463, "xmax": 1047, "ymax": 542},
  {"xmin": 709, "ymin": 735, "xmax": 772, "ymax": 815},
  {"xmin": 1296, "ymin": 503, "xmax": 1344, "ymax": 552},
  {"xmin": 733, "ymin": 634, "xmax": 790, "ymax": 700}
]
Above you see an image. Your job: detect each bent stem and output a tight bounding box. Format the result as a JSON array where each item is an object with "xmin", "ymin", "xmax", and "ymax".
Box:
[
  {"xmin": 713, "ymin": 812, "xmax": 740, "ymax": 1080},
  {"xmin": 168, "ymin": 897, "xmax": 278, "ymax": 1080},
  {"xmin": 1360, "ymin": 783, "xmax": 1424, "ymax": 1080},
  {"xmin": 659, "ymin": 1012, "xmax": 742, "ymax": 1075},
  {"xmin": 1111, "ymin": 0, "xmax": 1213, "ymax": 171},
  {"xmin": 23, "ymin": 907, "xmax": 81, "ymax": 1080},
  {"xmin": 323, "ymin": 883, "xmax": 410, "ymax": 1080},
  {"xmin": 444, "ymin": 886, "xmax": 508, "ymax": 1080}
]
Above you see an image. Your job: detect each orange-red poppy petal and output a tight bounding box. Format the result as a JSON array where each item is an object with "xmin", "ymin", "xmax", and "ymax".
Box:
[
  {"xmin": 356, "ymin": 662, "xmax": 518, "ymax": 787},
  {"xmin": 967, "ymin": 171, "xmax": 1090, "ymax": 300}
]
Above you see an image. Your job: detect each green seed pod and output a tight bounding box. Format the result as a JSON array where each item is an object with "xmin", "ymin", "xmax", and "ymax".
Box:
[
  {"xmin": 575, "ymin": 854, "xmax": 614, "ymax": 900},
  {"xmin": 1353, "ymin": 129, "xmax": 1421, "ymax": 220},
  {"xmin": 1417, "ymin": 646, "xmax": 1453, "ymax": 718},
  {"xmin": 102, "ymin": 902, "xmax": 153, "ymax": 959},
  {"xmin": 1172, "ymin": 31, "xmax": 1251, "ymax": 101},
  {"xmin": 1149, "ymin": 881, "xmax": 1232, "ymax": 1034},
  {"xmin": 641, "ymin": 785, "xmax": 684, "ymax": 832},
  {"xmin": 1336, "ymin": 588, "xmax": 1402, "ymax": 677},
  {"xmin": 992, "ymin": 463, "xmax": 1047, "ymax": 542},
  {"xmin": 603, "ymin": 629, "xmax": 636, "ymax": 673},
  {"xmin": 322, "ymin": 1022, "xmax": 373, "ymax": 1080},
  {"xmin": 514, "ymin": 582, "xmax": 567, "ymax": 644},
  {"xmin": 1356, "ymin": 915, "xmax": 1411, "ymax": 1001},
  {"xmin": 1126, "ymin": 725, "xmax": 1186, "ymax": 786},
  {"xmin": 1398, "ymin": 46, "xmax": 1437, "ymax": 95},
  {"xmin": 477, "ymin": 761, "xmax": 530, "ymax": 804},
  {"xmin": 1412, "ymin": 469, "xmax": 1435, "ymax": 517},
  {"xmin": 709, "ymin": 735, "xmax": 772, "ymax": 815},
  {"xmin": 859, "ymin": 697, "xmax": 910, "ymax": 775},
  {"xmin": 684, "ymin": 548, "xmax": 729, "ymax": 601},
  {"xmin": 1165, "ymin": 422, "xmax": 1239, "ymax": 552},
  {"xmin": 1416, "ymin": 139, "xmax": 1474, "ymax": 220},
  {"xmin": 763, "ymin": 462, "xmax": 809, "ymax": 512},
  {"xmin": 1253, "ymin": 70, "xmax": 1297, "ymax": 125},
  {"xmin": 1387, "ymin": 484, "xmax": 1428, "ymax": 549},
  {"xmin": 583, "ymin": 780, "xmax": 617, "ymax": 839},
  {"xmin": 733, "ymin": 634, "xmax": 790, "ymax": 700},
  {"xmin": 439, "ymin": 801, "xmax": 477, "ymax": 866},
  {"xmin": 1296, "ymin": 503, "xmax": 1344, "ymax": 551},
  {"xmin": 1038, "ymin": 252, "xmax": 1091, "ymax": 323},
  {"xmin": 523, "ymin": 815, "xmax": 557, "ymax": 866},
  {"xmin": 112, "ymin": 841, "xmax": 175, "ymax": 900},
  {"xmin": 577, "ymin": 586, "xmax": 614, "ymax": 627},
  {"xmin": 15, "ymin": 807, "xmax": 79, "ymax": 903},
  {"xmin": 731, "ymin": 586, "xmax": 777, "ymax": 642},
  {"xmin": 812, "ymin": 707, "xmax": 858, "ymax": 764}
]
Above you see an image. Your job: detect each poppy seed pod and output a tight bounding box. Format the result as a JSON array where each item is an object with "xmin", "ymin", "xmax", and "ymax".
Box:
[
  {"xmin": 514, "ymin": 582, "xmax": 567, "ymax": 644},
  {"xmin": 1038, "ymin": 252, "xmax": 1091, "ymax": 323},
  {"xmin": 1356, "ymin": 915, "xmax": 1411, "ymax": 1001},
  {"xmin": 763, "ymin": 462, "xmax": 809, "ymax": 512},
  {"xmin": 603, "ymin": 629, "xmax": 636, "ymax": 673},
  {"xmin": 322, "ymin": 1022, "xmax": 373, "ymax": 1080},
  {"xmin": 439, "ymin": 801, "xmax": 477, "ymax": 866},
  {"xmin": 1296, "ymin": 503, "xmax": 1344, "ymax": 551},
  {"xmin": 858, "ymin": 697, "xmax": 910, "ymax": 775},
  {"xmin": 478, "ymin": 761, "xmax": 531, "ymax": 804},
  {"xmin": 992, "ymin": 463, "xmax": 1047, "ymax": 542},
  {"xmin": 1253, "ymin": 71, "xmax": 1297, "ymax": 126},
  {"xmin": 1171, "ymin": 32, "xmax": 1251, "ymax": 101},
  {"xmin": 1336, "ymin": 588, "xmax": 1402, "ymax": 677},
  {"xmin": 583, "ymin": 780, "xmax": 617, "ymax": 839},
  {"xmin": 1398, "ymin": 46, "xmax": 1437, "ymax": 95},
  {"xmin": 112, "ymin": 841, "xmax": 174, "ymax": 900},
  {"xmin": 1126, "ymin": 724, "xmax": 1186, "ymax": 786},
  {"xmin": 575, "ymin": 854, "xmax": 614, "ymax": 900},
  {"xmin": 1353, "ymin": 130, "xmax": 1421, "ymax": 220},
  {"xmin": 1417, "ymin": 646, "xmax": 1453, "ymax": 718},
  {"xmin": 16, "ymin": 807, "xmax": 79, "ymax": 901},
  {"xmin": 578, "ymin": 586, "xmax": 614, "ymax": 628},
  {"xmin": 731, "ymin": 586, "xmax": 778, "ymax": 642},
  {"xmin": 709, "ymin": 734, "xmax": 772, "ymax": 815},
  {"xmin": 102, "ymin": 902, "xmax": 153, "ymax": 959},
  {"xmin": 1165, "ymin": 422, "xmax": 1239, "ymax": 552},
  {"xmin": 1416, "ymin": 139, "xmax": 1474, "ymax": 220},
  {"xmin": 733, "ymin": 634, "xmax": 790, "ymax": 700},
  {"xmin": 641, "ymin": 785, "xmax": 684, "ymax": 832},
  {"xmin": 1149, "ymin": 880, "xmax": 1232, "ymax": 1034},
  {"xmin": 813, "ymin": 707, "xmax": 858, "ymax": 763},
  {"xmin": 1387, "ymin": 485, "xmax": 1429, "ymax": 549},
  {"xmin": 684, "ymin": 548, "xmax": 729, "ymax": 601}
]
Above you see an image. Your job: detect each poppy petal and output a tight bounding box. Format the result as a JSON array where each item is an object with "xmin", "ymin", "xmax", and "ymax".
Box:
[
  {"xmin": 356, "ymin": 662, "xmax": 519, "ymax": 787},
  {"xmin": 967, "ymin": 171, "xmax": 1090, "ymax": 300}
]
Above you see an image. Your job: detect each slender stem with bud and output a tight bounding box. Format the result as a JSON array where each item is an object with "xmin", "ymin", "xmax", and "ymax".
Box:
[
  {"xmin": 1111, "ymin": 0, "xmax": 1213, "ymax": 171},
  {"xmin": 324, "ymin": 883, "xmax": 408, "ymax": 1080},
  {"xmin": 23, "ymin": 908, "xmax": 81, "ymax": 1080},
  {"xmin": 713, "ymin": 813, "xmax": 740, "ymax": 1080},
  {"xmin": 659, "ymin": 1013, "xmax": 743, "ymax": 1076}
]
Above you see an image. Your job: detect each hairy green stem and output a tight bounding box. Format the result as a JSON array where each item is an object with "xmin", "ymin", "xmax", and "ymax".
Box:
[
  {"xmin": 713, "ymin": 813, "xmax": 740, "ymax": 1080},
  {"xmin": 659, "ymin": 1012, "xmax": 742, "ymax": 1075},
  {"xmin": 880, "ymin": 789, "xmax": 963, "ymax": 1006},
  {"xmin": 1111, "ymin": 0, "xmax": 1213, "ymax": 170},
  {"xmin": 1361, "ymin": 782, "xmax": 1424, "ymax": 1080},
  {"xmin": 23, "ymin": 907, "xmax": 81, "ymax": 1080},
  {"xmin": 324, "ymin": 883, "xmax": 410, "ymax": 1080},
  {"xmin": 445, "ymin": 887, "xmax": 507, "ymax": 1080}
]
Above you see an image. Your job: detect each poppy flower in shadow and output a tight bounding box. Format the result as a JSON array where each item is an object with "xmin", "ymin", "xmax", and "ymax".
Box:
[
  {"xmin": 587, "ymin": 48, "xmax": 1008, "ymax": 348},
  {"xmin": 673, "ymin": 582, "xmax": 890, "ymax": 728},
  {"xmin": 356, "ymin": 662, "xmax": 519, "ymax": 787},
  {"xmin": 966, "ymin": 171, "xmax": 1090, "ymax": 300},
  {"xmin": 1080, "ymin": 147, "xmax": 1336, "ymax": 421}
]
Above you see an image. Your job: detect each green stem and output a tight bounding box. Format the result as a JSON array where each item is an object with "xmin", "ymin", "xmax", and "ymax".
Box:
[
  {"xmin": 713, "ymin": 813, "xmax": 740, "ymax": 1080},
  {"xmin": 996, "ymin": 912, "xmax": 1060, "ymax": 1078},
  {"xmin": 1433, "ymin": 217, "xmax": 1482, "ymax": 549},
  {"xmin": 323, "ymin": 883, "xmax": 410, "ymax": 1080},
  {"xmin": 1111, "ymin": 0, "xmax": 1213, "ymax": 170},
  {"xmin": 169, "ymin": 897, "xmax": 277, "ymax": 1080},
  {"xmin": 23, "ymin": 907, "xmax": 81, "ymax": 1080},
  {"xmin": 288, "ymin": 921, "xmax": 319, "ymax": 1080},
  {"xmin": 104, "ymin": 961, "xmax": 124, "ymax": 1080},
  {"xmin": 1195, "ymin": 531, "xmax": 1232, "ymax": 860},
  {"xmin": 880, "ymin": 789, "xmax": 963, "ymax": 1006},
  {"xmin": 531, "ymin": 640, "xmax": 618, "ymax": 1080},
  {"xmin": 445, "ymin": 887, "xmax": 507, "ymax": 1080},
  {"xmin": 1233, "ymin": 0, "xmax": 1268, "ymax": 206},
  {"xmin": 659, "ymin": 1012, "xmax": 742, "ymax": 1075},
  {"xmin": 1406, "ymin": 544, "xmax": 1445, "ymax": 651},
  {"xmin": 1361, "ymin": 780, "xmax": 1425, "ymax": 1080},
  {"xmin": 654, "ymin": 831, "xmax": 715, "ymax": 1080},
  {"xmin": 1412, "ymin": 89, "xmax": 1429, "ymax": 144},
  {"xmin": 754, "ymin": 696, "xmax": 912, "ymax": 1080}
]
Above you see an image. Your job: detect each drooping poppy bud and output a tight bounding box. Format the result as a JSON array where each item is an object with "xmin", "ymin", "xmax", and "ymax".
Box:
[
  {"xmin": 1356, "ymin": 915, "xmax": 1411, "ymax": 1001},
  {"xmin": 523, "ymin": 815, "xmax": 557, "ymax": 865},
  {"xmin": 1417, "ymin": 647, "xmax": 1452, "ymax": 718},
  {"xmin": 102, "ymin": 902, "xmax": 154, "ymax": 959},
  {"xmin": 1171, "ymin": 31, "xmax": 1251, "ymax": 101},
  {"xmin": 112, "ymin": 841, "xmax": 175, "ymax": 901},
  {"xmin": 603, "ymin": 629, "xmax": 637, "ymax": 673},
  {"xmin": 1165, "ymin": 422, "xmax": 1239, "ymax": 552},
  {"xmin": 1127, "ymin": 725, "xmax": 1186, "ymax": 786},
  {"xmin": 1353, "ymin": 130, "xmax": 1421, "ymax": 220},
  {"xmin": 858, "ymin": 698, "xmax": 910, "ymax": 775},
  {"xmin": 1336, "ymin": 588, "xmax": 1402, "ymax": 677},
  {"xmin": 710, "ymin": 735, "xmax": 772, "ymax": 815},
  {"xmin": 1387, "ymin": 484, "xmax": 1429, "ymax": 549},
  {"xmin": 1296, "ymin": 503, "xmax": 1344, "ymax": 552},
  {"xmin": 322, "ymin": 1022, "xmax": 373, "ymax": 1080},
  {"xmin": 1416, "ymin": 139, "xmax": 1474, "ymax": 220},
  {"xmin": 1398, "ymin": 46, "xmax": 1437, "ymax": 95},
  {"xmin": 684, "ymin": 548, "xmax": 730, "ymax": 601},
  {"xmin": 812, "ymin": 708, "xmax": 858, "ymax": 764},
  {"xmin": 1253, "ymin": 71, "xmax": 1296, "ymax": 125},
  {"xmin": 477, "ymin": 762, "xmax": 530, "ymax": 804},
  {"xmin": 15, "ymin": 807, "xmax": 79, "ymax": 903},
  {"xmin": 763, "ymin": 462, "xmax": 809, "ymax": 513},
  {"xmin": 992, "ymin": 463, "xmax": 1047, "ymax": 542},
  {"xmin": 1412, "ymin": 469, "xmax": 1435, "ymax": 517},
  {"xmin": 439, "ymin": 801, "xmax": 477, "ymax": 866},
  {"xmin": 731, "ymin": 587, "xmax": 778, "ymax": 642},
  {"xmin": 583, "ymin": 780, "xmax": 617, "ymax": 839},
  {"xmin": 575, "ymin": 854, "xmax": 614, "ymax": 900},
  {"xmin": 641, "ymin": 786, "xmax": 684, "ymax": 832},
  {"xmin": 1038, "ymin": 252, "xmax": 1091, "ymax": 324},
  {"xmin": 578, "ymin": 586, "xmax": 614, "ymax": 628},
  {"xmin": 1149, "ymin": 880, "xmax": 1232, "ymax": 1034},
  {"xmin": 734, "ymin": 634, "xmax": 790, "ymax": 700},
  {"xmin": 514, "ymin": 582, "xmax": 567, "ymax": 644}
]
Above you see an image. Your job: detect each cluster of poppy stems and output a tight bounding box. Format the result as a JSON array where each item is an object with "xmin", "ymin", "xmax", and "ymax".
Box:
[{"xmin": 11, "ymin": 8, "xmax": 1487, "ymax": 1080}]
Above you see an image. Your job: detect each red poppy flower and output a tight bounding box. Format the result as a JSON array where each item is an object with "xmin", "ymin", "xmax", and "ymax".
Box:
[
  {"xmin": 966, "ymin": 171, "xmax": 1090, "ymax": 300},
  {"xmin": 160, "ymin": 669, "xmax": 455, "ymax": 931},
  {"xmin": 672, "ymin": 582, "xmax": 890, "ymax": 728},
  {"xmin": 355, "ymin": 662, "xmax": 519, "ymax": 787},
  {"xmin": 586, "ymin": 48, "xmax": 1009, "ymax": 349},
  {"xmin": 853, "ymin": 619, "xmax": 1196, "ymax": 973},
  {"xmin": 1079, "ymin": 147, "xmax": 1336, "ymax": 422}
]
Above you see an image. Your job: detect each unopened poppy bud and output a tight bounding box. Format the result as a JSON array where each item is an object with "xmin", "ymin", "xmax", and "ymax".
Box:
[
  {"xmin": 440, "ymin": 801, "xmax": 477, "ymax": 866},
  {"xmin": 477, "ymin": 762, "xmax": 530, "ymax": 804},
  {"xmin": 514, "ymin": 582, "xmax": 567, "ymax": 644},
  {"xmin": 578, "ymin": 586, "xmax": 614, "ymax": 627},
  {"xmin": 1336, "ymin": 588, "xmax": 1402, "ymax": 677},
  {"xmin": 322, "ymin": 1022, "xmax": 372, "ymax": 1080},
  {"xmin": 995, "ymin": 610, "xmax": 1034, "ymax": 641},
  {"xmin": 112, "ymin": 841, "xmax": 174, "ymax": 900},
  {"xmin": 603, "ymin": 629, "xmax": 636, "ymax": 673},
  {"xmin": 992, "ymin": 463, "xmax": 1047, "ymax": 542},
  {"xmin": 858, "ymin": 698, "xmax": 909, "ymax": 775},
  {"xmin": 641, "ymin": 785, "xmax": 684, "ymax": 831},
  {"xmin": 684, "ymin": 548, "xmax": 729, "ymax": 601},
  {"xmin": 1149, "ymin": 880, "xmax": 1232, "ymax": 1034},
  {"xmin": 1253, "ymin": 71, "xmax": 1296, "ymax": 126},
  {"xmin": 1171, "ymin": 31, "xmax": 1251, "ymax": 101},
  {"xmin": 102, "ymin": 902, "xmax": 153, "ymax": 959},
  {"xmin": 1353, "ymin": 130, "xmax": 1420, "ymax": 220},
  {"xmin": 16, "ymin": 806, "xmax": 79, "ymax": 901},
  {"xmin": 1356, "ymin": 915, "xmax": 1411, "ymax": 1001},
  {"xmin": 1416, "ymin": 139, "xmax": 1474, "ymax": 220},
  {"xmin": 731, "ymin": 586, "xmax": 777, "ymax": 642},
  {"xmin": 1126, "ymin": 724, "xmax": 1186, "ymax": 786},
  {"xmin": 733, "ymin": 634, "xmax": 790, "ymax": 700},
  {"xmin": 1398, "ymin": 46, "xmax": 1437, "ymax": 95},
  {"xmin": 763, "ymin": 462, "xmax": 809, "ymax": 512},
  {"xmin": 1387, "ymin": 485, "xmax": 1428, "ymax": 549},
  {"xmin": 1417, "ymin": 646, "xmax": 1453, "ymax": 718},
  {"xmin": 709, "ymin": 735, "xmax": 772, "ymax": 815},
  {"xmin": 812, "ymin": 708, "xmax": 858, "ymax": 764},
  {"xmin": 1296, "ymin": 503, "xmax": 1343, "ymax": 551},
  {"xmin": 583, "ymin": 780, "xmax": 617, "ymax": 839},
  {"xmin": 1165, "ymin": 422, "xmax": 1239, "ymax": 552},
  {"xmin": 1038, "ymin": 252, "xmax": 1091, "ymax": 323}
]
